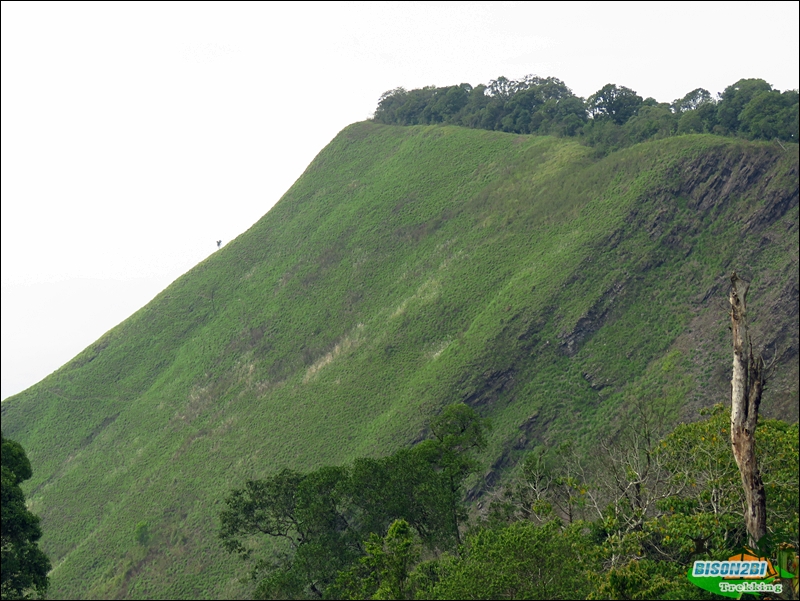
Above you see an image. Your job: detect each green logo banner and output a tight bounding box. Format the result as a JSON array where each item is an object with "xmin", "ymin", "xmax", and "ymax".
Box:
[{"xmin": 687, "ymin": 554, "xmax": 790, "ymax": 598}]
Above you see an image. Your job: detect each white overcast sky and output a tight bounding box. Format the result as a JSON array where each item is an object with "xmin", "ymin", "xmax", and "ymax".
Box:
[{"xmin": 2, "ymin": 1, "xmax": 798, "ymax": 400}]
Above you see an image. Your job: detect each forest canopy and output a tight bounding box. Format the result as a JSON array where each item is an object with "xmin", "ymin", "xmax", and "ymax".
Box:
[{"xmin": 373, "ymin": 76, "xmax": 799, "ymax": 153}]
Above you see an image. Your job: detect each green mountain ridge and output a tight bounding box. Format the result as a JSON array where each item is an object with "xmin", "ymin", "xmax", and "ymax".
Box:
[{"xmin": 2, "ymin": 122, "xmax": 798, "ymax": 599}]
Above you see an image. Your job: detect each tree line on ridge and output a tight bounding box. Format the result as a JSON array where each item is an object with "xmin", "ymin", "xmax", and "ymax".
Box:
[{"xmin": 373, "ymin": 76, "xmax": 799, "ymax": 154}]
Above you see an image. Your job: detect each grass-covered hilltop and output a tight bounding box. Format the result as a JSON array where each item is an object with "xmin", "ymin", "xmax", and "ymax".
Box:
[{"xmin": 1, "ymin": 74, "xmax": 798, "ymax": 599}]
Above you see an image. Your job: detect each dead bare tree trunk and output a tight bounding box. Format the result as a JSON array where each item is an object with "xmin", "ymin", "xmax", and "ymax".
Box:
[{"xmin": 728, "ymin": 272, "xmax": 767, "ymax": 548}]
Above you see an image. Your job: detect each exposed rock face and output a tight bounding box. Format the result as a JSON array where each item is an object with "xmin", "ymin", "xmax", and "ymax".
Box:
[{"xmin": 558, "ymin": 280, "xmax": 626, "ymax": 357}]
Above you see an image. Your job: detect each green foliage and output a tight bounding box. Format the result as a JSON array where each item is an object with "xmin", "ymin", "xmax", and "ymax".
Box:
[
  {"xmin": 587, "ymin": 83, "xmax": 644, "ymax": 125},
  {"xmin": 590, "ymin": 558, "xmax": 713, "ymax": 600},
  {"xmin": 364, "ymin": 520, "xmax": 420, "ymax": 600},
  {"xmin": 416, "ymin": 404, "xmax": 490, "ymax": 545},
  {"xmin": 428, "ymin": 403, "xmax": 489, "ymax": 453},
  {"xmin": 677, "ymin": 110, "xmax": 706, "ymax": 135},
  {"xmin": 623, "ymin": 105, "xmax": 678, "ymax": 144},
  {"xmin": 219, "ymin": 404, "xmax": 489, "ymax": 598},
  {"xmin": 1, "ymin": 435, "xmax": 51, "ymax": 600},
  {"xmin": 491, "ymin": 407, "xmax": 799, "ymax": 600},
  {"xmin": 428, "ymin": 520, "xmax": 599, "ymax": 600},
  {"xmin": 325, "ymin": 408, "xmax": 797, "ymax": 600},
  {"xmin": 346, "ymin": 449, "xmax": 450, "ymax": 545},
  {"xmin": 376, "ymin": 75, "xmax": 588, "ymax": 137},
  {"xmin": 329, "ymin": 519, "xmax": 422, "ymax": 600},
  {"xmin": 653, "ymin": 406, "xmax": 800, "ymax": 557},
  {"xmin": 739, "ymin": 89, "xmax": 800, "ymax": 141},
  {"xmin": 716, "ymin": 78, "xmax": 774, "ymax": 134},
  {"xmin": 374, "ymin": 74, "xmax": 799, "ymax": 150},
  {"xmin": 219, "ymin": 466, "xmax": 359, "ymax": 598},
  {"xmin": 673, "ymin": 88, "xmax": 714, "ymax": 114}
]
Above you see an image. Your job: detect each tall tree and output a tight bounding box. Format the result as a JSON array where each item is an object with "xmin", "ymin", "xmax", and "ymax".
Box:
[
  {"xmin": 218, "ymin": 466, "xmax": 358, "ymax": 599},
  {"xmin": 738, "ymin": 89, "xmax": 800, "ymax": 141},
  {"xmin": 672, "ymin": 87, "xmax": 714, "ymax": 113},
  {"xmin": 420, "ymin": 403, "xmax": 490, "ymax": 545},
  {"xmin": 587, "ymin": 83, "xmax": 643, "ymax": 125},
  {"xmin": 1, "ymin": 435, "xmax": 51, "ymax": 600},
  {"xmin": 716, "ymin": 78, "xmax": 773, "ymax": 134},
  {"xmin": 728, "ymin": 273, "xmax": 767, "ymax": 548}
]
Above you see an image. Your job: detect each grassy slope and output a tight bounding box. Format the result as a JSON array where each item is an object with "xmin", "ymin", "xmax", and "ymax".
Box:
[{"xmin": 2, "ymin": 122, "xmax": 797, "ymax": 599}]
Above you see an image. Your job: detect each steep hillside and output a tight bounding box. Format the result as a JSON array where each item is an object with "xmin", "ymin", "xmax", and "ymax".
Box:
[{"xmin": 2, "ymin": 122, "xmax": 797, "ymax": 599}]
